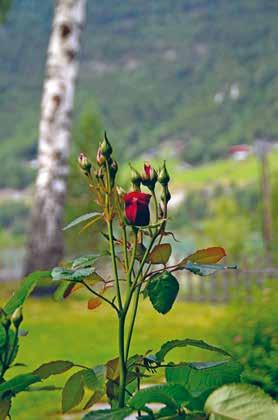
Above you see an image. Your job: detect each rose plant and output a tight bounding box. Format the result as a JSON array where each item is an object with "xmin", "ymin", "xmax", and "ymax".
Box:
[
  {"xmin": 3, "ymin": 133, "xmax": 276, "ymax": 419},
  {"xmin": 49, "ymin": 134, "xmax": 278, "ymax": 418}
]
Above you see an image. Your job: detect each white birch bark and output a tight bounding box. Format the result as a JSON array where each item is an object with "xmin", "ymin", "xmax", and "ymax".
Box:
[{"xmin": 24, "ymin": 0, "xmax": 87, "ymax": 274}]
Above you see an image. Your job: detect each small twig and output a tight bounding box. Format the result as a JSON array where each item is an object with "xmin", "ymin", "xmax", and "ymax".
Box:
[{"xmin": 81, "ymin": 281, "xmax": 119, "ymax": 313}]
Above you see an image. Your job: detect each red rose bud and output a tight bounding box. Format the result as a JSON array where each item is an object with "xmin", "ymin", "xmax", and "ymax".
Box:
[
  {"xmin": 141, "ymin": 163, "xmax": 157, "ymax": 190},
  {"xmin": 96, "ymin": 147, "xmax": 106, "ymax": 166},
  {"xmin": 100, "ymin": 131, "xmax": 113, "ymax": 158},
  {"xmin": 158, "ymin": 161, "xmax": 170, "ymax": 186},
  {"xmin": 124, "ymin": 191, "xmax": 151, "ymax": 226},
  {"xmin": 78, "ymin": 153, "xmax": 92, "ymax": 175}
]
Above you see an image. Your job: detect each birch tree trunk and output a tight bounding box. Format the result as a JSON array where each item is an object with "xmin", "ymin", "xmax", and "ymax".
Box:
[{"xmin": 24, "ymin": 0, "xmax": 87, "ymax": 275}]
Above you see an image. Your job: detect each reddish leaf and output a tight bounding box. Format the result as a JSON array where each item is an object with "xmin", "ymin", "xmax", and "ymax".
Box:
[
  {"xmin": 87, "ymin": 297, "xmax": 102, "ymax": 310},
  {"xmin": 180, "ymin": 247, "xmax": 226, "ymax": 266},
  {"xmin": 149, "ymin": 243, "xmax": 172, "ymax": 265}
]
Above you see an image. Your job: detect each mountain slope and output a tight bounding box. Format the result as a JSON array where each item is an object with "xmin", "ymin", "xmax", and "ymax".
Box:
[{"xmin": 1, "ymin": 0, "xmax": 278, "ymax": 187}]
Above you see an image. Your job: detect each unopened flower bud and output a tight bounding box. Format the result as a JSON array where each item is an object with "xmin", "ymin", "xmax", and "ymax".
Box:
[
  {"xmin": 161, "ymin": 185, "xmax": 171, "ymax": 203},
  {"xmin": 12, "ymin": 307, "xmax": 23, "ymax": 329},
  {"xmin": 158, "ymin": 161, "xmax": 170, "ymax": 186},
  {"xmin": 96, "ymin": 147, "xmax": 106, "ymax": 166},
  {"xmin": 100, "ymin": 131, "xmax": 113, "ymax": 158},
  {"xmin": 129, "ymin": 164, "xmax": 141, "ymax": 189},
  {"xmin": 141, "ymin": 163, "xmax": 158, "ymax": 191},
  {"xmin": 78, "ymin": 153, "xmax": 91, "ymax": 175}
]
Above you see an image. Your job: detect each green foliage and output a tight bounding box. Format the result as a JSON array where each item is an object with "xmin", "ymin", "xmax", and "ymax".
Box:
[
  {"xmin": 184, "ymin": 262, "xmax": 237, "ymax": 276},
  {"xmin": 62, "ymin": 369, "xmax": 86, "ymax": 413},
  {"xmin": 129, "ymin": 383, "xmax": 191, "ymax": 411},
  {"xmin": 0, "ymin": 0, "xmax": 12, "ymax": 24},
  {"xmin": 204, "ymin": 383, "xmax": 278, "ymax": 420},
  {"xmin": 4, "ymin": 271, "xmax": 50, "ymax": 316},
  {"xmin": 216, "ymin": 286, "xmax": 278, "ymax": 399},
  {"xmin": 146, "ymin": 272, "xmax": 179, "ymax": 314},
  {"xmin": 3, "ymin": 1, "xmax": 278, "ymax": 187},
  {"xmin": 166, "ymin": 360, "xmax": 242, "ymax": 398},
  {"xmin": 83, "ymin": 408, "xmax": 133, "ymax": 419},
  {"xmin": 155, "ymin": 339, "xmax": 231, "ymax": 363},
  {"xmin": 33, "ymin": 361, "xmax": 74, "ymax": 380},
  {"xmin": 0, "ymin": 374, "xmax": 41, "ymax": 398},
  {"xmin": 63, "ymin": 212, "xmax": 102, "ymax": 231}
]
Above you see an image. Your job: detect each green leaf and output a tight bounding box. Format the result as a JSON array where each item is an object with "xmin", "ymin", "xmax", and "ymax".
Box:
[
  {"xmin": 155, "ymin": 339, "xmax": 231, "ymax": 363},
  {"xmin": 82, "ymin": 408, "xmax": 133, "ymax": 419},
  {"xmin": 204, "ymin": 383, "xmax": 278, "ymax": 419},
  {"xmin": 83, "ymin": 391, "xmax": 105, "ymax": 410},
  {"xmin": 184, "ymin": 262, "xmax": 237, "ymax": 276},
  {"xmin": 0, "ymin": 374, "xmax": 41, "ymax": 397},
  {"xmin": 83, "ymin": 369, "xmax": 98, "ymax": 390},
  {"xmin": 51, "ymin": 267, "xmax": 95, "ymax": 282},
  {"xmin": 62, "ymin": 370, "xmax": 85, "ymax": 413},
  {"xmin": 149, "ymin": 243, "xmax": 172, "ymax": 264},
  {"xmin": 166, "ymin": 360, "xmax": 243, "ymax": 397},
  {"xmin": 129, "ymin": 384, "xmax": 191, "ymax": 411},
  {"xmin": 63, "ymin": 212, "xmax": 102, "ymax": 231},
  {"xmin": 71, "ymin": 254, "xmax": 102, "ymax": 269},
  {"xmin": 147, "ymin": 272, "xmax": 179, "ymax": 314},
  {"xmin": 0, "ymin": 398, "xmax": 11, "ymax": 419},
  {"xmin": 4, "ymin": 271, "xmax": 50, "ymax": 316},
  {"xmin": 33, "ymin": 360, "xmax": 74, "ymax": 379}
]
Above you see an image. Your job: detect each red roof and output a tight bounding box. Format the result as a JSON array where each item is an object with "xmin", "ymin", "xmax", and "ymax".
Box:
[{"xmin": 229, "ymin": 144, "xmax": 250, "ymax": 154}]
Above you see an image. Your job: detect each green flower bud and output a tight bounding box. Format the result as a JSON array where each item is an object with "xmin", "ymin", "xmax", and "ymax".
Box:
[
  {"xmin": 141, "ymin": 163, "xmax": 158, "ymax": 191},
  {"xmin": 11, "ymin": 307, "xmax": 23, "ymax": 329},
  {"xmin": 129, "ymin": 163, "xmax": 142, "ymax": 188},
  {"xmin": 158, "ymin": 161, "xmax": 170, "ymax": 186},
  {"xmin": 78, "ymin": 153, "xmax": 92, "ymax": 175},
  {"xmin": 100, "ymin": 131, "xmax": 113, "ymax": 158}
]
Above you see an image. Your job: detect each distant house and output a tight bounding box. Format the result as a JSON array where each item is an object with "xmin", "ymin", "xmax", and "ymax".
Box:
[{"xmin": 229, "ymin": 144, "xmax": 251, "ymax": 161}]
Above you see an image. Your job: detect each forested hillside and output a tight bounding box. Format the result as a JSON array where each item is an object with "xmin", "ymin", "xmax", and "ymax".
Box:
[{"xmin": 1, "ymin": 0, "xmax": 278, "ymax": 188}]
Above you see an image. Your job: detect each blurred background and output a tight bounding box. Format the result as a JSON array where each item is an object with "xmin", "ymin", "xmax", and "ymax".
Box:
[{"xmin": 0, "ymin": 1, "xmax": 277, "ymax": 418}]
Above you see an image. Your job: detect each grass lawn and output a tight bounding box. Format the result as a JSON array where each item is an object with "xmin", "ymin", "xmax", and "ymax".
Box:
[
  {"xmin": 119, "ymin": 150, "xmax": 278, "ymax": 191},
  {"xmin": 0, "ymin": 293, "xmax": 228, "ymax": 419}
]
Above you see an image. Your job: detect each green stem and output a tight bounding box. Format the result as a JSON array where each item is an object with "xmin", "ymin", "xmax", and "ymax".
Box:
[
  {"xmin": 151, "ymin": 190, "xmax": 159, "ymax": 233},
  {"xmin": 127, "ymin": 229, "xmax": 138, "ymax": 288},
  {"xmin": 122, "ymin": 225, "xmax": 129, "ymax": 273},
  {"xmin": 124, "ymin": 233, "xmax": 158, "ymax": 315},
  {"xmin": 118, "ymin": 313, "xmax": 127, "ymax": 408},
  {"xmin": 107, "ymin": 220, "xmax": 122, "ymax": 311},
  {"xmin": 125, "ymin": 281, "xmax": 142, "ymax": 362}
]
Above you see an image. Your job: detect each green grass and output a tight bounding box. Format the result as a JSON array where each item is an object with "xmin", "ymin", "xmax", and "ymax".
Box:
[
  {"xmin": 119, "ymin": 150, "xmax": 278, "ymax": 192},
  {"xmin": 0, "ymin": 294, "xmax": 227, "ymax": 419}
]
